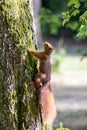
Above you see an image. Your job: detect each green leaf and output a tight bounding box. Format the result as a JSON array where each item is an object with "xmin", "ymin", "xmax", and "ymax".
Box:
[
  {"xmin": 62, "ymin": 12, "xmax": 70, "ymax": 26},
  {"xmin": 59, "ymin": 122, "xmax": 63, "ymax": 129},
  {"xmin": 68, "ymin": 0, "xmax": 80, "ymax": 8},
  {"xmin": 71, "ymin": 9, "xmax": 80, "ymax": 16},
  {"xmin": 77, "ymin": 24, "xmax": 87, "ymax": 38},
  {"xmin": 56, "ymin": 128, "xmax": 70, "ymax": 130},
  {"xmin": 80, "ymin": 11, "xmax": 87, "ymax": 23},
  {"xmin": 65, "ymin": 128, "xmax": 71, "ymax": 130},
  {"xmin": 56, "ymin": 122, "xmax": 71, "ymax": 130},
  {"xmin": 66, "ymin": 21, "xmax": 79, "ymax": 30}
]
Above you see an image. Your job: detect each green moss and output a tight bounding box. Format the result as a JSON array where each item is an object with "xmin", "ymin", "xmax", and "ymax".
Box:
[
  {"xmin": 3, "ymin": 0, "xmax": 35, "ymax": 51},
  {"xmin": 0, "ymin": 0, "xmax": 40, "ymax": 130}
]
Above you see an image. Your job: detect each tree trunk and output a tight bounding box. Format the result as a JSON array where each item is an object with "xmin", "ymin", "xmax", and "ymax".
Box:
[
  {"xmin": 33, "ymin": 0, "xmax": 42, "ymax": 48},
  {"xmin": 0, "ymin": 0, "xmax": 41, "ymax": 130}
]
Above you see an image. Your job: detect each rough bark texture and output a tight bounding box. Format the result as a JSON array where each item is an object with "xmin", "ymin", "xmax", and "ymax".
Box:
[{"xmin": 0, "ymin": 0, "xmax": 40, "ymax": 130}]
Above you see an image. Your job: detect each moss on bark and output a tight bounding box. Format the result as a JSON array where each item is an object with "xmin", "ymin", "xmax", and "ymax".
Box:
[{"xmin": 0, "ymin": 0, "xmax": 40, "ymax": 130}]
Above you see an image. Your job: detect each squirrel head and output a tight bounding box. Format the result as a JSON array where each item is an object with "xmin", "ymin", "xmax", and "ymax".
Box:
[{"xmin": 43, "ymin": 41, "xmax": 55, "ymax": 54}]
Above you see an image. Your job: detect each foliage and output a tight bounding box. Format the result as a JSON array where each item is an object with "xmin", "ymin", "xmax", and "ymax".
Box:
[
  {"xmin": 40, "ymin": 0, "xmax": 87, "ymax": 39},
  {"xmin": 62, "ymin": 0, "xmax": 87, "ymax": 39},
  {"xmin": 40, "ymin": 0, "xmax": 80, "ymax": 37},
  {"xmin": 40, "ymin": 8, "xmax": 62, "ymax": 36},
  {"xmin": 56, "ymin": 122, "xmax": 70, "ymax": 130},
  {"xmin": 42, "ymin": 0, "xmax": 67, "ymax": 13},
  {"xmin": 40, "ymin": 0, "xmax": 67, "ymax": 37}
]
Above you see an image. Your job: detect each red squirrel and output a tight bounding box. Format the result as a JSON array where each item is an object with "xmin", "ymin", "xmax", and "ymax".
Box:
[{"xmin": 27, "ymin": 41, "xmax": 57, "ymax": 125}]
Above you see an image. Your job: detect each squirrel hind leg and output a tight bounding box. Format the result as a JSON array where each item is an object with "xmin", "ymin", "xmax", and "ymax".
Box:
[
  {"xmin": 34, "ymin": 75, "xmax": 43, "ymax": 88},
  {"xmin": 35, "ymin": 81, "xmax": 42, "ymax": 88},
  {"xmin": 31, "ymin": 73, "xmax": 47, "ymax": 89},
  {"xmin": 35, "ymin": 73, "xmax": 47, "ymax": 83}
]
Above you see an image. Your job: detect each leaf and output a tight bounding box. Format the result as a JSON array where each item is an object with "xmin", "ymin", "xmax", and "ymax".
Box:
[
  {"xmin": 56, "ymin": 128, "xmax": 70, "ymax": 130},
  {"xmin": 56, "ymin": 122, "xmax": 71, "ymax": 130},
  {"xmin": 77, "ymin": 24, "xmax": 87, "ymax": 39},
  {"xmin": 62, "ymin": 12, "xmax": 70, "ymax": 26},
  {"xmin": 71, "ymin": 9, "xmax": 80, "ymax": 16},
  {"xmin": 66, "ymin": 22, "xmax": 79, "ymax": 30},
  {"xmin": 59, "ymin": 122, "xmax": 63, "ymax": 129},
  {"xmin": 65, "ymin": 128, "xmax": 71, "ymax": 130},
  {"xmin": 80, "ymin": 11, "xmax": 87, "ymax": 23},
  {"xmin": 68, "ymin": 0, "xmax": 80, "ymax": 8}
]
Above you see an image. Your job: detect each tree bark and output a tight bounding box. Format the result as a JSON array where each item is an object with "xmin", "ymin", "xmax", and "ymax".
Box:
[
  {"xmin": 0, "ymin": 0, "xmax": 41, "ymax": 130},
  {"xmin": 33, "ymin": 0, "xmax": 42, "ymax": 48}
]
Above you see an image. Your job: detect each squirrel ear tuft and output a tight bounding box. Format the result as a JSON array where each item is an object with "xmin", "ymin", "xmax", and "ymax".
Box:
[{"xmin": 43, "ymin": 41, "xmax": 55, "ymax": 50}]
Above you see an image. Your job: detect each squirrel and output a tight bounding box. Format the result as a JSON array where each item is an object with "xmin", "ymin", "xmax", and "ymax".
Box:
[{"xmin": 26, "ymin": 41, "xmax": 57, "ymax": 125}]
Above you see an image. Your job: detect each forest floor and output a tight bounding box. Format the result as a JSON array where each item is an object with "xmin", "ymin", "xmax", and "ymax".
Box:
[{"xmin": 51, "ymin": 56, "xmax": 87, "ymax": 130}]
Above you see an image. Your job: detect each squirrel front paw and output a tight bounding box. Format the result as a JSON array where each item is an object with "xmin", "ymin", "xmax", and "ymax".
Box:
[
  {"xmin": 30, "ymin": 81, "xmax": 35, "ymax": 87},
  {"xmin": 30, "ymin": 81, "xmax": 42, "ymax": 89}
]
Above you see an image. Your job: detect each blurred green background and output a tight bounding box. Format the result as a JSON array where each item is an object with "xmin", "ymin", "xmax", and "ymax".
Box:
[
  {"xmin": 33, "ymin": 0, "xmax": 87, "ymax": 130},
  {"xmin": 40, "ymin": 0, "xmax": 87, "ymax": 39}
]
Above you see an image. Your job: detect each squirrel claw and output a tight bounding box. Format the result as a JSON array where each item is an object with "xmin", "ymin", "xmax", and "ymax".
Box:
[
  {"xmin": 30, "ymin": 81, "xmax": 35, "ymax": 87},
  {"xmin": 30, "ymin": 81, "xmax": 42, "ymax": 89}
]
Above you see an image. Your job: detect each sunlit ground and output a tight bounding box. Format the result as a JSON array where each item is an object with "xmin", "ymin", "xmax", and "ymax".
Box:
[{"xmin": 51, "ymin": 56, "xmax": 87, "ymax": 129}]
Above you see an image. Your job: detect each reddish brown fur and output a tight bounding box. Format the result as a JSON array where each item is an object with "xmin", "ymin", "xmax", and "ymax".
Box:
[
  {"xmin": 38, "ymin": 81, "xmax": 56, "ymax": 125},
  {"xmin": 26, "ymin": 41, "xmax": 56, "ymax": 125}
]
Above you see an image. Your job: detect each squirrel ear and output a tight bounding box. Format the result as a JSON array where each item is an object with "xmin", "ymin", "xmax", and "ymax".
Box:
[{"xmin": 43, "ymin": 41, "xmax": 55, "ymax": 50}]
